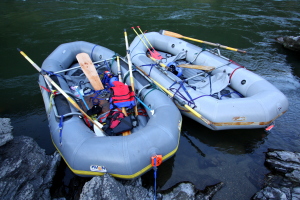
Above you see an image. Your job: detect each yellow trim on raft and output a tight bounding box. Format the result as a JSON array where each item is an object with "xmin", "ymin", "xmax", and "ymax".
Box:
[
  {"xmin": 50, "ymin": 119, "xmax": 182, "ymax": 179},
  {"xmin": 177, "ymin": 103, "xmax": 286, "ymax": 126}
]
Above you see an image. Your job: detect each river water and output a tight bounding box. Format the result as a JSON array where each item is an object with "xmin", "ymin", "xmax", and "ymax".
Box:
[{"xmin": 1, "ymin": 1, "xmax": 300, "ymax": 199}]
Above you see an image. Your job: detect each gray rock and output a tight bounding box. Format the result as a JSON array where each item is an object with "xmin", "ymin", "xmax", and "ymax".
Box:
[
  {"xmin": 0, "ymin": 118, "xmax": 13, "ymax": 146},
  {"xmin": 253, "ymin": 149, "xmax": 300, "ymax": 200},
  {"xmin": 80, "ymin": 174, "xmax": 223, "ymax": 200},
  {"xmin": 80, "ymin": 174, "xmax": 126, "ymax": 200},
  {"xmin": 276, "ymin": 36, "xmax": 300, "ymax": 52},
  {"xmin": 0, "ymin": 135, "xmax": 60, "ymax": 200}
]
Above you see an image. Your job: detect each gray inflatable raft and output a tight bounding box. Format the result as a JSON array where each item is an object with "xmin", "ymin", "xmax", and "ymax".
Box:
[
  {"xmin": 38, "ymin": 41, "xmax": 182, "ymax": 178},
  {"xmin": 129, "ymin": 32, "xmax": 289, "ymax": 130}
]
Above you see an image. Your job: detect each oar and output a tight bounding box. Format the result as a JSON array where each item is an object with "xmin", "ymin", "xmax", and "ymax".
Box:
[
  {"xmin": 136, "ymin": 26, "xmax": 162, "ymax": 60},
  {"xmin": 116, "ymin": 56, "xmax": 123, "ymax": 82},
  {"xmin": 177, "ymin": 64, "xmax": 215, "ymax": 72},
  {"xmin": 116, "ymin": 55, "xmax": 131, "ymax": 136},
  {"xmin": 135, "ymin": 96, "xmax": 154, "ymax": 115},
  {"xmin": 160, "ymin": 30, "xmax": 247, "ymax": 54},
  {"xmin": 136, "ymin": 65, "xmax": 211, "ymax": 125},
  {"xmin": 124, "ymin": 28, "xmax": 139, "ymax": 117},
  {"xmin": 149, "ymin": 53, "xmax": 215, "ymax": 75},
  {"xmin": 76, "ymin": 53, "xmax": 108, "ymax": 136},
  {"xmin": 131, "ymin": 27, "xmax": 162, "ymax": 60},
  {"xmin": 18, "ymin": 48, "xmax": 105, "ymax": 136}
]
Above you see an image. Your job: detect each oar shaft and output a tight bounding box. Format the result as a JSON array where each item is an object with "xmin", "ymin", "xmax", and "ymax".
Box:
[
  {"xmin": 160, "ymin": 30, "xmax": 246, "ymax": 53},
  {"xmin": 124, "ymin": 29, "xmax": 138, "ymax": 116},
  {"xmin": 136, "ymin": 65, "xmax": 211, "ymax": 125},
  {"xmin": 184, "ymin": 36, "xmax": 246, "ymax": 53},
  {"xmin": 137, "ymin": 26, "xmax": 154, "ymax": 49},
  {"xmin": 116, "ymin": 56, "xmax": 123, "ymax": 82},
  {"xmin": 149, "ymin": 56, "xmax": 168, "ymax": 69},
  {"xmin": 18, "ymin": 49, "xmax": 103, "ymax": 131},
  {"xmin": 131, "ymin": 27, "xmax": 150, "ymax": 50}
]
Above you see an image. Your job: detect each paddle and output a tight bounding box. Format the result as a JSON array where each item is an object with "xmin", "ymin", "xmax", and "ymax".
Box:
[
  {"xmin": 177, "ymin": 64, "xmax": 215, "ymax": 72},
  {"xmin": 160, "ymin": 30, "xmax": 247, "ymax": 54},
  {"xmin": 76, "ymin": 53, "xmax": 109, "ymax": 136},
  {"xmin": 18, "ymin": 48, "xmax": 105, "ymax": 136},
  {"xmin": 131, "ymin": 27, "xmax": 162, "ymax": 60},
  {"xmin": 116, "ymin": 55, "xmax": 131, "ymax": 136},
  {"xmin": 136, "ymin": 26, "xmax": 162, "ymax": 60},
  {"xmin": 124, "ymin": 28, "xmax": 139, "ymax": 117},
  {"xmin": 116, "ymin": 56, "xmax": 123, "ymax": 82},
  {"xmin": 148, "ymin": 53, "xmax": 215, "ymax": 73},
  {"xmin": 76, "ymin": 53, "xmax": 104, "ymax": 90}
]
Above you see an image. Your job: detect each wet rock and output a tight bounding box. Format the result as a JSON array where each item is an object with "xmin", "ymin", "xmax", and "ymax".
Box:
[
  {"xmin": 160, "ymin": 181, "xmax": 224, "ymax": 200},
  {"xmin": 252, "ymin": 149, "xmax": 300, "ymax": 200},
  {"xmin": 276, "ymin": 36, "xmax": 300, "ymax": 52},
  {"xmin": 0, "ymin": 118, "xmax": 13, "ymax": 146},
  {"xmin": 0, "ymin": 119, "xmax": 61, "ymax": 200},
  {"xmin": 80, "ymin": 174, "xmax": 223, "ymax": 200}
]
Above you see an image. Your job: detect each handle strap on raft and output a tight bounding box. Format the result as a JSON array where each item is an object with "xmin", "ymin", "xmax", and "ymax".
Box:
[{"xmin": 151, "ymin": 155, "xmax": 162, "ymax": 200}]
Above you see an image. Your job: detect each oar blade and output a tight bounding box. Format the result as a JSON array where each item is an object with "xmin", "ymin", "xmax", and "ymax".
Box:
[
  {"xmin": 177, "ymin": 64, "xmax": 215, "ymax": 72},
  {"xmin": 76, "ymin": 53, "xmax": 104, "ymax": 90},
  {"xmin": 93, "ymin": 120, "xmax": 105, "ymax": 137},
  {"xmin": 159, "ymin": 30, "xmax": 183, "ymax": 38},
  {"xmin": 149, "ymin": 49, "xmax": 162, "ymax": 60}
]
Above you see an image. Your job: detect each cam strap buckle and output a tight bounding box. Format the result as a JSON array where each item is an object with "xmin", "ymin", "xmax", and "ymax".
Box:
[{"xmin": 151, "ymin": 155, "xmax": 162, "ymax": 167}]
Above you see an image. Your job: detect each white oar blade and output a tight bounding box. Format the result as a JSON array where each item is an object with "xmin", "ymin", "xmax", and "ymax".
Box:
[{"xmin": 93, "ymin": 120, "xmax": 105, "ymax": 137}]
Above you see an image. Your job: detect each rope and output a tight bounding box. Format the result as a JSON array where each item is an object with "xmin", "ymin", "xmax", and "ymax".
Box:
[{"xmin": 229, "ymin": 66, "xmax": 245, "ymax": 83}]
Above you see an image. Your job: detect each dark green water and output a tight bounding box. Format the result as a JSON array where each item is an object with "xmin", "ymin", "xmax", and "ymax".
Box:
[{"xmin": 1, "ymin": 1, "xmax": 300, "ymax": 199}]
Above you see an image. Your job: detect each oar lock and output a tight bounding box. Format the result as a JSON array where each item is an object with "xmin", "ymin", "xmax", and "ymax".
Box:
[{"xmin": 166, "ymin": 62, "xmax": 182, "ymax": 77}]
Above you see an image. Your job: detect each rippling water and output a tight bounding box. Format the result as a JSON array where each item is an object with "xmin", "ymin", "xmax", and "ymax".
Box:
[{"xmin": 1, "ymin": 1, "xmax": 299, "ymax": 199}]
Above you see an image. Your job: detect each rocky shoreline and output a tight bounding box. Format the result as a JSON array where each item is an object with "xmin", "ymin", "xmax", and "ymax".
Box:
[
  {"xmin": 1, "ymin": 118, "xmax": 300, "ymax": 200},
  {"xmin": 276, "ymin": 36, "xmax": 300, "ymax": 52}
]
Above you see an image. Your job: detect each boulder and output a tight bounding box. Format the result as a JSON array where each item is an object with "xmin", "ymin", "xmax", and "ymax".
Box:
[
  {"xmin": 79, "ymin": 174, "xmax": 223, "ymax": 200},
  {"xmin": 276, "ymin": 36, "xmax": 300, "ymax": 52},
  {"xmin": 252, "ymin": 149, "xmax": 300, "ymax": 200},
  {"xmin": 0, "ymin": 118, "xmax": 61, "ymax": 200},
  {"xmin": 0, "ymin": 118, "xmax": 13, "ymax": 146}
]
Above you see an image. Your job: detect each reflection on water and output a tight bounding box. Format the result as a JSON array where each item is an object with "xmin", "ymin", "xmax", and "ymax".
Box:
[
  {"xmin": 1, "ymin": 1, "xmax": 300, "ymax": 199},
  {"xmin": 182, "ymin": 118, "xmax": 268, "ymax": 155},
  {"xmin": 150, "ymin": 116, "xmax": 269, "ymax": 193}
]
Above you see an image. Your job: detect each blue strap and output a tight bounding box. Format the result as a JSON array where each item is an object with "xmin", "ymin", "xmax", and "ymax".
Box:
[
  {"xmin": 90, "ymin": 45, "xmax": 98, "ymax": 61},
  {"xmin": 42, "ymin": 69, "xmax": 63, "ymax": 79},
  {"xmin": 104, "ymin": 60, "xmax": 111, "ymax": 71},
  {"xmin": 153, "ymin": 157, "xmax": 157, "ymax": 200},
  {"xmin": 180, "ymin": 83, "xmax": 195, "ymax": 105},
  {"xmin": 169, "ymin": 80, "xmax": 195, "ymax": 107},
  {"xmin": 90, "ymin": 90, "xmax": 109, "ymax": 105},
  {"xmin": 208, "ymin": 72, "xmax": 212, "ymax": 95},
  {"xmin": 59, "ymin": 115, "xmax": 64, "ymax": 145},
  {"xmin": 141, "ymin": 64, "xmax": 156, "ymax": 77}
]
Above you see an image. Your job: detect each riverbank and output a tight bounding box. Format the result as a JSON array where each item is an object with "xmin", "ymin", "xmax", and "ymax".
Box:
[{"xmin": 1, "ymin": 118, "xmax": 300, "ymax": 200}]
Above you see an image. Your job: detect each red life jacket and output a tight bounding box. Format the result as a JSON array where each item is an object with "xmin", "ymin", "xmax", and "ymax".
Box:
[{"xmin": 110, "ymin": 81, "xmax": 135, "ymax": 109}]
